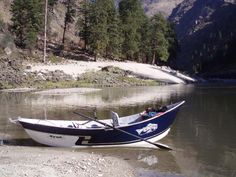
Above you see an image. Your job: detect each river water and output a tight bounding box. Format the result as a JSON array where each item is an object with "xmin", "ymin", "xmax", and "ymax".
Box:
[{"xmin": 0, "ymin": 84, "xmax": 236, "ymax": 177}]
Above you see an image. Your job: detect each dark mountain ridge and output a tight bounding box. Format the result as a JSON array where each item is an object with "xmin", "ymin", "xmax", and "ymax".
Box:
[{"xmin": 169, "ymin": 0, "xmax": 236, "ymax": 78}]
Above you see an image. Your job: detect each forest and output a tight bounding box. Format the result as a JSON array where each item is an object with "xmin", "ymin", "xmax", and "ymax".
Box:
[{"xmin": 8, "ymin": 0, "xmax": 178, "ymax": 65}]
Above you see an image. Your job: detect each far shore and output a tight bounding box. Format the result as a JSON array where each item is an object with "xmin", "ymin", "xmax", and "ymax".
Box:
[
  {"xmin": 0, "ymin": 57, "xmax": 197, "ymax": 90},
  {"xmin": 25, "ymin": 59, "xmax": 196, "ymax": 84}
]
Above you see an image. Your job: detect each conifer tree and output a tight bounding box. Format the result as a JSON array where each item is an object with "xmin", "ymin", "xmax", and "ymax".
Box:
[
  {"xmin": 119, "ymin": 0, "xmax": 146, "ymax": 60},
  {"xmin": 77, "ymin": 0, "xmax": 120, "ymax": 60},
  {"xmin": 166, "ymin": 23, "xmax": 179, "ymax": 65},
  {"xmin": 88, "ymin": 0, "xmax": 108, "ymax": 60},
  {"xmin": 11, "ymin": 0, "xmax": 26, "ymax": 47},
  {"xmin": 77, "ymin": 0, "xmax": 91, "ymax": 50},
  {"xmin": 62, "ymin": 0, "xmax": 76, "ymax": 46},
  {"xmin": 105, "ymin": 0, "xmax": 122, "ymax": 58},
  {"xmin": 149, "ymin": 14, "xmax": 169, "ymax": 64},
  {"xmin": 11, "ymin": 0, "xmax": 43, "ymax": 49},
  {"xmin": 139, "ymin": 16, "xmax": 152, "ymax": 63}
]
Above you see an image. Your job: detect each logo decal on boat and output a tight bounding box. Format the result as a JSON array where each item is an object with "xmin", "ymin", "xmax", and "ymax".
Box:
[
  {"xmin": 136, "ymin": 123, "xmax": 158, "ymax": 135},
  {"xmin": 49, "ymin": 135, "xmax": 62, "ymax": 139}
]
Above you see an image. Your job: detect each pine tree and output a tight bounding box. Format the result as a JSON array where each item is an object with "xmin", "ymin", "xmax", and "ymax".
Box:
[
  {"xmin": 139, "ymin": 16, "xmax": 152, "ymax": 63},
  {"xmin": 77, "ymin": 0, "xmax": 120, "ymax": 60},
  {"xmin": 149, "ymin": 14, "xmax": 169, "ymax": 64},
  {"xmin": 62, "ymin": 0, "xmax": 76, "ymax": 46},
  {"xmin": 25, "ymin": 0, "xmax": 44, "ymax": 50},
  {"xmin": 11, "ymin": 0, "xmax": 27, "ymax": 47},
  {"xmin": 77, "ymin": 0, "xmax": 91, "ymax": 50},
  {"xmin": 119, "ymin": 0, "xmax": 146, "ymax": 60},
  {"xmin": 166, "ymin": 23, "xmax": 179, "ymax": 65},
  {"xmin": 88, "ymin": 0, "xmax": 108, "ymax": 60},
  {"xmin": 11, "ymin": 0, "xmax": 43, "ymax": 49},
  {"xmin": 105, "ymin": 0, "xmax": 122, "ymax": 59}
]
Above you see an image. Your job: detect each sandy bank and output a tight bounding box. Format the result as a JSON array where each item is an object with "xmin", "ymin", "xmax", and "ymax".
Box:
[
  {"xmin": 0, "ymin": 145, "xmax": 135, "ymax": 177},
  {"xmin": 26, "ymin": 60, "xmax": 196, "ymax": 84}
]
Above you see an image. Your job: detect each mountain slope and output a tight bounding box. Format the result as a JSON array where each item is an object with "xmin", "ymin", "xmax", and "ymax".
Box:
[
  {"xmin": 169, "ymin": 0, "xmax": 236, "ymax": 77},
  {"xmin": 142, "ymin": 0, "xmax": 184, "ymax": 17}
]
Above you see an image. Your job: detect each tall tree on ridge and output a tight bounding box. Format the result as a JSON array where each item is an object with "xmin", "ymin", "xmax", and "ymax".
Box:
[
  {"xmin": 11, "ymin": 0, "xmax": 43, "ymax": 50},
  {"xmin": 77, "ymin": 0, "xmax": 91, "ymax": 50},
  {"xmin": 88, "ymin": 0, "xmax": 108, "ymax": 60},
  {"xmin": 119, "ymin": 0, "xmax": 146, "ymax": 60},
  {"xmin": 77, "ymin": 0, "xmax": 120, "ymax": 60},
  {"xmin": 62, "ymin": 0, "xmax": 76, "ymax": 47},
  {"xmin": 149, "ymin": 13, "xmax": 169, "ymax": 64},
  {"xmin": 105, "ymin": 0, "xmax": 122, "ymax": 59}
]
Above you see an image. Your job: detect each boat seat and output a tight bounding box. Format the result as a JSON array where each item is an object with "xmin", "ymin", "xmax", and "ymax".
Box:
[{"xmin": 111, "ymin": 111, "xmax": 119, "ymax": 127}]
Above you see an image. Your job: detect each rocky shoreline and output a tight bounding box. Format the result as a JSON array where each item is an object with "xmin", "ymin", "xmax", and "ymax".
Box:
[
  {"xmin": 0, "ymin": 56, "xmax": 199, "ymax": 90},
  {"xmin": 0, "ymin": 146, "xmax": 135, "ymax": 177},
  {"xmin": 0, "ymin": 57, "xmax": 27, "ymax": 89},
  {"xmin": 0, "ymin": 57, "xmax": 160, "ymax": 89}
]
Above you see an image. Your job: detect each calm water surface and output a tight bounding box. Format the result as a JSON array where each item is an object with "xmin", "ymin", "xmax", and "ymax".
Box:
[{"xmin": 0, "ymin": 84, "xmax": 236, "ymax": 177}]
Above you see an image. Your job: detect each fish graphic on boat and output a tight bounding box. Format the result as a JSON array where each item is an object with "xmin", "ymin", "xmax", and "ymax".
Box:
[{"xmin": 136, "ymin": 123, "xmax": 158, "ymax": 135}]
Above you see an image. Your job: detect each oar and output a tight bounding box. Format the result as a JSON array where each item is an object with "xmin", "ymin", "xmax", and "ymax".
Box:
[{"xmin": 73, "ymin": 111, "xmax": 172, "ymax": 150}]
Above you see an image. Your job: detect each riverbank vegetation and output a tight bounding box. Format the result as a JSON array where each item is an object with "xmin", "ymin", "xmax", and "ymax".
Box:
[
  {"xmin": 8, "ymin": 0, "xmax": 177, "ymax": 65},
  {"xmin": 0, "ymin": 0, "xmax": 179, "ymax": 89}
]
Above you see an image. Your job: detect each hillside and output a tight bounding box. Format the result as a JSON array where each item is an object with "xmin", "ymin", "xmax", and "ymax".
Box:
[
  {"xmin": 169, "ymin": 0, "xmax": 236, "ymax": 77},
  {"xmin": 142, "ymin": 0, "xmax": 184, "ymax": 17},
  {"xmin": 1, "ymin": 0, "xmax": 236, "ymax": 79}
]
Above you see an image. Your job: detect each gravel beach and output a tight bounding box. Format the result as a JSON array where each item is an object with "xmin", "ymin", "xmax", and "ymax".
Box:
[{"xmin": 0, "ymin": 146, "xmax": 135, "ymax": 177}]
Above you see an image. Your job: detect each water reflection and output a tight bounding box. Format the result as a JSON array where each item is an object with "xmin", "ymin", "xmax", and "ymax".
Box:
[
  {"xmin": 170, "ymin": 85, "xmax": 236, "ymax": 177},
  {"xmin": 0, "ymin": 84, "xmax": 236, "ymax": 177},
  {"xmin": 29, "ymin": 85, "xmax": 193, "ymax": 109}
]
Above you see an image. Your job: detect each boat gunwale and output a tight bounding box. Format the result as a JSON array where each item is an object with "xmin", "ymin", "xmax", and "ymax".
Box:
[{"xmin": 18, "ymin": 101, "xmax": 185, "ymax": 130}]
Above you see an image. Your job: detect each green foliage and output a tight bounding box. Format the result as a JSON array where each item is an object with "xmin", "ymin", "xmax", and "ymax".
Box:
[
  {"xmin": 10, "ymin": 0, "xmax": 43, "ymax": 49},
  {"xmin": 119, "ymin": 0, "xmax": 146, "ymax": 60},
  {"xmin": 77, "ymin": 0, "xmax": 179, "ymax": 64},
  {"xmin": 139, "ymin": 17, "xmax": 152, "ymax": 63},
  {"xmin": 77, "ymin": 0, "xmax": 121, "ymax": 60},
  {"xmin": 149, "ymin": 14, "xmax": 169, "ymax": 64},
  {"xmin": 166, "ymin": 23, "xmax": 179, "ymax": 64},
  {"xmin": 76, "ymin": 0, "xmax": 91, "ymax": 49},
  {"xmin": 88, "ymin": 0, "xmax": 109, "ymax": 59},
  {"xmin": 106, "ymin": 0, "xmax": 122, "ymax": 58}
]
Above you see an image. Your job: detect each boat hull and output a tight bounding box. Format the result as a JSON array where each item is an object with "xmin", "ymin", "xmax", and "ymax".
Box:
[
  {"xmin": 24, "ymin": 128, "xmax": 170, "ymax": 148},
  {"xmin": 17, "ymin": 101, "xmax": 185, "ymax": 148}
]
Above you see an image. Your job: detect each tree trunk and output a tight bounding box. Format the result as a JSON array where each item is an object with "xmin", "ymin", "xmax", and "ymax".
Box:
[
  {"xmin": 152, "ymin": 52, "xmax": 156, "ymax": 65},
  {"xmin": 62, "ymin": 22, "xmax": 67, "ymax": 45},
  {"xmin": 62, "ymin": 0, "xmax": 71, "ymax": 46},
  {"xmin": 94, "ymin": 54, "xmax": 97, "ymax": 61}
]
